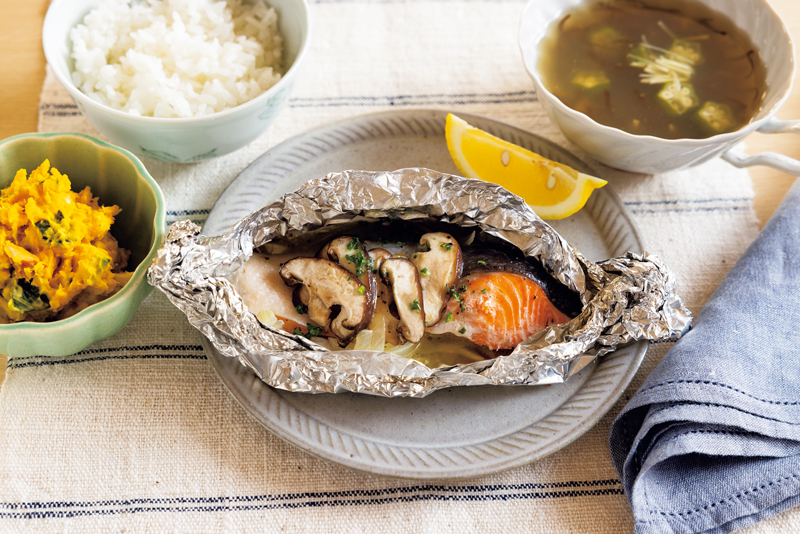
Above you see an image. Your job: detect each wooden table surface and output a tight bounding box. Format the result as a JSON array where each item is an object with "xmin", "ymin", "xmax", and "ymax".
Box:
[{"xmin": 0, "ymin": 0, "xmax": 799, "ymax": 385}]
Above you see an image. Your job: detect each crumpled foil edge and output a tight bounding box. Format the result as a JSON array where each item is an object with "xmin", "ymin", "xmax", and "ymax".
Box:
[{"xmin": 148, "ymin": 168, "xmax": 692, "ymax": 398}]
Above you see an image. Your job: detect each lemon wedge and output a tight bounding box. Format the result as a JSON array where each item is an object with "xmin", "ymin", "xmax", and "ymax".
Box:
[{"xmin": 445, "ymin": 113, "xmax": 607, "ymax": 220}]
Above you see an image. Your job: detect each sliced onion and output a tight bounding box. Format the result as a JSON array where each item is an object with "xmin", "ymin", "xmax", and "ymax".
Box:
[{"xmin": 256, "ymin": 309, "xmax": 284, "ymax": 330}]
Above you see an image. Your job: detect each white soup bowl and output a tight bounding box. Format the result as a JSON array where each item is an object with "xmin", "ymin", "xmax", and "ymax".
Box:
[{"xmin": 519, "ymin": 0, "xmax": 800, "ymax": 175}]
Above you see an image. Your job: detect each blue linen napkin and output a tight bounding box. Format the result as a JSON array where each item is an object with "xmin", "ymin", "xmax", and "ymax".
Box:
[{"xmin": 609, "ymin": 177, "xmax": 800, "ymax": 534}]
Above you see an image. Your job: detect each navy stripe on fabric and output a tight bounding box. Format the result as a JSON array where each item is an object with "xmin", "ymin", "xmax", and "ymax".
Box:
[
  {"xmin": 166, "ymin": 219, "xmax": 206, "ymax": 226},
  {"xmin": 288, "ymin": 91, "xmax": 538, "ymax": 107},
  {"xmin": 624, "ymin": 197, "xmax": 751, "ymax": 206},
  {"xmin": 159, "ymin": 204, "xmax": 755, "ymax": 222},
  {"xmin": 629, "ymin": 206, "xmax": 750, "ymax": 215},
  {"xmin": 8, "ymin": 353, "xmax": 208, "ymax": 370},
  {"xmin": 39, "ymin": 104, "xmax": 78, "ymax": 109},
  {"xmin": 288, "ymin": 96, "xmax": 538, "ymax": 108},
  {"xmin": 167, "ymin": 209, "xmax": 211, "ymax": 216},
  {"xmin": 0, "ymin": 479, "xmax": 623, "ymax": 508},
  {"xmin": 7, "ymin": 345, "xmax": 206, "ymax": 369},
  {"xmin": 40, "ymin": 91, "xmax": 538, "ymax": 116},
  {"xmin": 10, "ymin": 345, "xmax": 204, "ymax": 362},
  {"xmin": 0, "ymin": 482, "xmax": 623, "ymax": 519}
]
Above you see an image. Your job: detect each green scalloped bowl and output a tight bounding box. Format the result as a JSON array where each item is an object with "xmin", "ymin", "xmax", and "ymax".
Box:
[{"xmin": 0, "ymin": 133, "xmax": 166, "ymax": 357}]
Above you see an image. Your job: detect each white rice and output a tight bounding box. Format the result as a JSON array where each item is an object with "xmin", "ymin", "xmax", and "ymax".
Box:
[{"xmin": 69, "ymin": 0, "xmax": 284, "ymax": 118}]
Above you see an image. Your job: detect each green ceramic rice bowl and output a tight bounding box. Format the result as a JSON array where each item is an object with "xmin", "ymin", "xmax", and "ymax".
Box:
[{"xmin": 0, "ymin": 133, "xmax": 166, "ymax": 357}]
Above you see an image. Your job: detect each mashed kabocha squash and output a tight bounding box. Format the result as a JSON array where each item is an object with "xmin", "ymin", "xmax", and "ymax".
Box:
[{"xmin": 0, "ymin": 160, "xmax": 132, "ymax": 322}]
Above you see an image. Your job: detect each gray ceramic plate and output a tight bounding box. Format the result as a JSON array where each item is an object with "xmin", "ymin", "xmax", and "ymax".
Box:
[{"xmin": 202, "ymin": 109, "xmax": 647, "ymax": 480}]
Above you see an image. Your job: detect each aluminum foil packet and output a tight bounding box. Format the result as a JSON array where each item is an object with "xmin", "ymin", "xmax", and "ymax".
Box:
[{"xmin": 148, "ymin": 168, "xmax": 692, "ymax": 398}]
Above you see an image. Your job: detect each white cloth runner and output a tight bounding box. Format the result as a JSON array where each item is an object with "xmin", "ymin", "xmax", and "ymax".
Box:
[{"xmin": 1, "ymin": 0, "xmax": 796, "ymax": 531}]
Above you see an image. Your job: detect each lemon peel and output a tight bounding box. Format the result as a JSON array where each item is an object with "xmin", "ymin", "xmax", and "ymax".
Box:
[{"xmin": 445, "ymin": 113, "xmax": 607, "ymax": 220}]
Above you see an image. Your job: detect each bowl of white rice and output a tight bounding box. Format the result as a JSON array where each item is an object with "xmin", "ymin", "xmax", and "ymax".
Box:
[{"xmin": 42, "ymin": 0, "xmax": 310, "ymax": 163}]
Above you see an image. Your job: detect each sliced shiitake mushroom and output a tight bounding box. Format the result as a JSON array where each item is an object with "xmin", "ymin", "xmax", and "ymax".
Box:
[
  {"xmin": 369, "ymin": 248, "xmax": 392, "ymax": 271},
  {"xmin": 367, "ymin": 248, "xmax": 401, "ymax": 345},
  {"xmin": 319, "ymin": 236, "xmax": 377, "ymax": 296},
  {"xmin": 293, "ymin": 285, "xmax": 311, "ymax": 310},
  {"xmin": 279, "ymin": 257, "xmax": 373, "ymax": 346},
  {"xmin": 379, "ymin": 258, "xmax": 426, "ymax": 343},
  {"xmin": 409, "ymin": 232, "xmax": 463, "ymax": 326},
  {"xmin": 321, "ymin": 236, "xmax": 380, "ymax": 337}
]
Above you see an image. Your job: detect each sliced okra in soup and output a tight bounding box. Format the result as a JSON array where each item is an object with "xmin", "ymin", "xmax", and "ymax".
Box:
[
  {"xmin": 697, "ymin": 101, "xmax": 737, "ymax": 134},
  {"xmin": 670, "ymin": 39, "xmax": 703, "ymax": 64},
  {"xmin": 657, "ymin": 82, "xmax": 699, "ymax": 116},
  {"xmin": 588, "ymin": 26, "xmax": 626, "ymax": 59},
  {"xmin": 571, "ymin": 70, "xmax": 610, "ymax": 91}
]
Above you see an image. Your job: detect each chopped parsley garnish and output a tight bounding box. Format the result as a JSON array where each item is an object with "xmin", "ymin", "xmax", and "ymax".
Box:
[
  {"xmin": 410, "ymin": 299, "xmax": 421, "ymax": 311},
  {"xmin": 345, "ymin": 248, "xmax": 374, "ymax": 276},
  {"xmin": 293, "ymin": 323, "xmax": 323, "ymax": 339},
  {"xmin": 346, "ymin": 237, "xmax": 360, "ymax": 250},
  {"xmin": 477, "ymin": 260, "xmax": 486, "ymax": 266},
  {"xmin": 420, "ymin": 267, "xmax": 429, "ymax": 276},
  {"xmin": 458, "ymin": 327, "xmax": 467, "ymax": 334},
  {"xmin": 481, "ymin": 288, "xmax": 488, "ymax": 294},
  {"xmin": 295, "ymin": 304, "xmax": 308, "ymax": 315},
  {"xmin": 448, "ymin": 284, "xmax": 467, "ymax": 312},
  {"xmin": 445, "ymin": 311, "xmax": 454, "ymax": 323},
  {"xmin": 306, "ymin": 323, "xmax": 323, "ymax": 337},
  {"xmin": 358, "ymin": 286, "xmax": 366, "ymax": 294},
  {"xmin": 440, "ymin": 242, "xmax": 453, "ymax": 251}
]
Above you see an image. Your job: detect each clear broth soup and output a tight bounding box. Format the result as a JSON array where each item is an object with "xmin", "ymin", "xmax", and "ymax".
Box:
[{"xmin": 538, "ymin": 0, "xmax": 767, "ymax": 139}]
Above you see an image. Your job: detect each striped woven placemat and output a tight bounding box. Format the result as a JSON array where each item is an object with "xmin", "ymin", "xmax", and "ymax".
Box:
[{"xmin": 2, "ymin": 0, "xmax": 788, "ymax": 531}]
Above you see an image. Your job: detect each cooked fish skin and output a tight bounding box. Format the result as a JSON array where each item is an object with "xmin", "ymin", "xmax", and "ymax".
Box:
[
  {"xmin": 461, "ymin": 245, "xmax": 582, "ymax": 318},
  {"xmin": 427, "ymin": 272, "xmax": 572, "ymax": 351}
]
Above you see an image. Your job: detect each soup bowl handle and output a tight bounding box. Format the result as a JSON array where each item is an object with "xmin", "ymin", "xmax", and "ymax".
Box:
[
  {"xmin": 756, "ymin": 117, "xmax": 800, "ymax": 135},
  {"xmin": 721, "ymin": 118, "xmax": 800, "ymax": 176}
]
